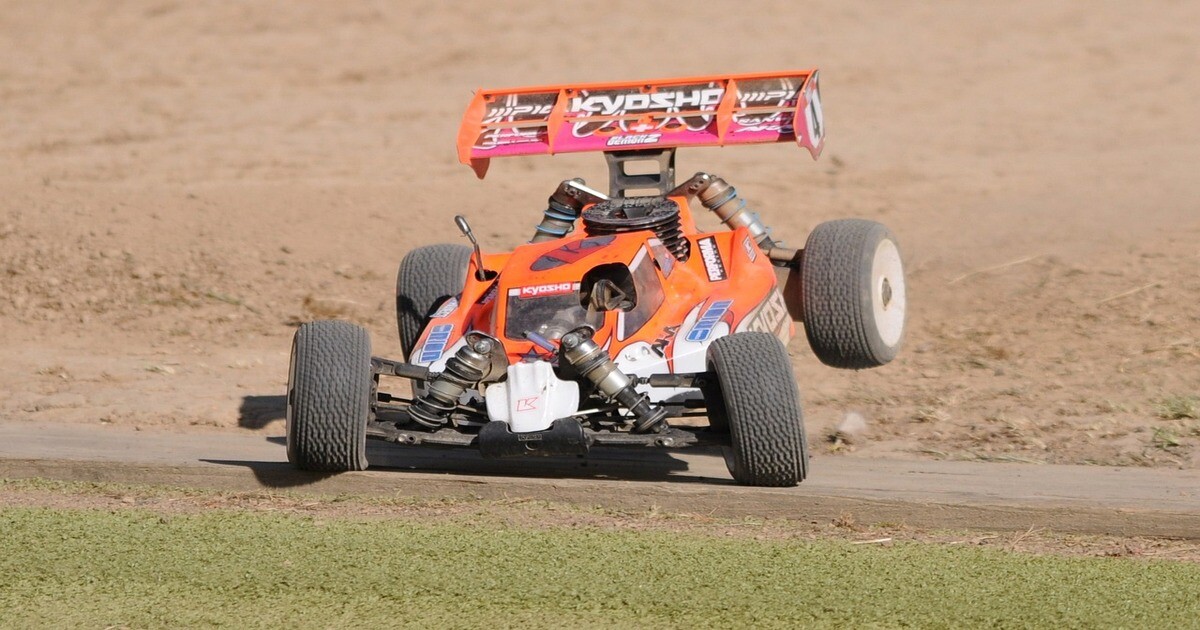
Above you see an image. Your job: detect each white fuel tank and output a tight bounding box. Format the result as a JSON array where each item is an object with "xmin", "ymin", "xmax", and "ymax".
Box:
[{"xmin": 484, "ymin": 361, "xmax": 581, "ymax": 433}]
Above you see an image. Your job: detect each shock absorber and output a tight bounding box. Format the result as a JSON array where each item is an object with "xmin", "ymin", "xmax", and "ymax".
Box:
[
  {"xmin": 695, "ymin": 175, "xmax": 774, "ymax": 248},
  {"xmin": 408, "ymin": 337, "xmax": 496, "ymax": 428},
  {"xmin": 530, "ymin": 179, "xmax": 609, "ymax": 243},
  {"xmin": 674, "ymin": 172, "xmax": 800, "ymax": 266},
  {"xmin": 559, "ymin": 327, "xmax": 668, "ymax": 433}
]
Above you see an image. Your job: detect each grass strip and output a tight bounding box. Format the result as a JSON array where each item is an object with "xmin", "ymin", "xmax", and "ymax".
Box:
[{"xmin": 1, "ymin": 506, "xmax": 1198, "ymax": 628}]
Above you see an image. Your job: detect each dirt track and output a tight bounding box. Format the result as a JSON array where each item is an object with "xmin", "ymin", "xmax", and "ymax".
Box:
[
  {"xmin": 3, "ymin": 421, "xmax": 1198, "ymax": 539},
  {"xmin": 2, "ymin": 3, "xmax": 1199, "ymax": 530}
]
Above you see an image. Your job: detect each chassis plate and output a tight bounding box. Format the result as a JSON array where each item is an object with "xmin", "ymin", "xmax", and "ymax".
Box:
[{"xmin": 366, "ymin": 421, "xmax": 729, "ymax": 450}]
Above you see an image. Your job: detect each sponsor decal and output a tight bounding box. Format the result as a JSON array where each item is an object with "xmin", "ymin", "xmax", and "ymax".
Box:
[
  {"xmin": 697, "ymin": 236, "xmax": 727, "ymax": 282},
  {"xmin": 686, "ymin": 299, "xmax": 733, "ymax": 343},
  {"xmin": 650, "ymin": 325, "xmax": 680, "ymax": 358},
  {"xmin": 606, "ymin": 133, "xmax": 662, "ymax": 147},
  {"xmin": 569, "ymin": 84, "xmax": 721, "ymax": 138},
  {"xmin": 737, "ymin": 88, "xmax": 797, "ymax": 105},
  {"xmin": 430, "ymin": 297, "xmax": 459, "ymax": 319},
  {"xmin": 474, "ymin": 128, "xmax": 541, "ymax": 150},
  {"xmin": 514, "ymin": 282, "xmax": 579, "ymax": 299},
  {"xmin": 418, "ymin": 324, "xmax": 454, "ymax": 363},
  {"xmin": 742, "ymin": 236, "xmax": 758, "ymax": 262},
  {"xmin": 732, "ymin": 78, "xmax": 800, "ymax": 133},
  {"xmin": 731, "ymin": 121, "xmax": 789, "ymax": 134},
  {"xmin": 740, "ymin": 290, "xmax": 789, "ymax": 338},
  {"xmin": 484, "ymin": 104, "xmax": 553, "ymax": 122},
  {"xmin": 570, "ymin": 88, "xmax": 724, "ymax": 116},
  {"xmin": 475, "ymin": 93, "xmax": 557, "ymax": 150},
  {"xmin": 724, "ymin": 78, "xmax": 801, "ymax": 132}
]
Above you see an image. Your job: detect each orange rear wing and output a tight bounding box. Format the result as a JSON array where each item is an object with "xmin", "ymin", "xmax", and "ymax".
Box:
[{"xmin": 457, "ymin": 70, "xmax": 823, "ymax": 178}]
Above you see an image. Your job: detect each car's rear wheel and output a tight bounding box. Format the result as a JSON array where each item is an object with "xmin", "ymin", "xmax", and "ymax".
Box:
[
  {"xmin": 705, "ymin": 332, "xmax": 808, "ymax": 487},
  {"xmin": 800, "ymin": 219, "xmax": 906, "ymax": 369},
  {"xmin": 286, "ymin": 320, "xmax": 372, "ymax": 472},
  {"xmin": 396, "ymin": 244, "xmax": 473, "ymax": 359}
]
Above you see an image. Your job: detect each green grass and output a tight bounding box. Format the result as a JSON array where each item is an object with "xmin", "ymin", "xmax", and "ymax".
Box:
[{"xmin": 1, "ymin": 508, "xmax": 1198, "ymax": 628}]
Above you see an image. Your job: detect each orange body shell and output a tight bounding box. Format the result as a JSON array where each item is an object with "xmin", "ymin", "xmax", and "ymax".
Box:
[{"xmin": 411, "ymin": 196, "xmax": 791, "ymax": 398}]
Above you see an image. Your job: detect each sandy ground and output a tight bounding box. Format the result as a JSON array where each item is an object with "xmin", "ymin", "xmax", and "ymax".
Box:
[
  {"xmin": 3, "ymin": 420, "xmax": 1198, "ymax": 539},
  {"xmin": 2, "ymin": 1, "xmax": 1199, "ymax": 470}
]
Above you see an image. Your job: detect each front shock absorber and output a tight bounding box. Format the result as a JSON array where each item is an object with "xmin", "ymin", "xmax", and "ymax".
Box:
[
  {"xmin": 408, "ymin": 337, "xmax": 496, "ymax": 428},
  {"xmin": 559, "ymin": 327, "xmax": 668, "ymax": 433}
]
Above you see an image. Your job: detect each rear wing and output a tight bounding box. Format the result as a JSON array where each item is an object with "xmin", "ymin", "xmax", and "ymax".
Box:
[{"xmin": 457, "ymin": 70, "xmax": 823, "ymax": 178}]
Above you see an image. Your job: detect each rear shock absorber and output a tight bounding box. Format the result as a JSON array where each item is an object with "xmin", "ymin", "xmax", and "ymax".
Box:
[
  {"xmin": 695, "ymin": 175, "xmax": 773, "ymax": 248},
  {"xmin": 530, "ymin": 179, "xmax": 609, "ymax": 243},
  {"xmin": 559, "ymin": 327, "xmax": 668, "ymax": 434},
  {"xmin": 408, "ymin": 337, "xmax": 496, "ymax": 428},
  {"xmin": 675, "ymin": 173, "xmax": 800, "ymax": 266}
]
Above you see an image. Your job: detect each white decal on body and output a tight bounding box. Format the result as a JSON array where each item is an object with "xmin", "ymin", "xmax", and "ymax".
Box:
[
  {"xmin": 514, "ymin": 282, "xmax": 579, "ymax": 298},
  {"xmin": 570, "ymin": 89, "xmax": 724, "ymax": 116},
  {"xmin": 697, "ymin": 236, "xmax": 727, "ymax": 282},
  {"xmin": 742, "ymin": 236, "xmax": 758, "ymax": 262},
  {"xmin": 739, "ymin": 290, "xmax": 790, "ymax": 341},
  {"xmin": 606, "ymin": 133, "xmax": 662, "ymax": 147}
]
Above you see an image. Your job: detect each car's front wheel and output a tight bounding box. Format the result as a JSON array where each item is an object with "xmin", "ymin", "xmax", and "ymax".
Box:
[
  {"xmin": 705, "ymin": 332, "xmax": 808, "ymax": 487},
  {"xmin": 286, "ymin": 320, "xmax": 372, "ymax": 471}
]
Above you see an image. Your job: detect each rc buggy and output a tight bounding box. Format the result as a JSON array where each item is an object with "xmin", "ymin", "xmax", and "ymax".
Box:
[{"xmin": 286, "ymin": 70, "xmax": 906, "ymax": 487}]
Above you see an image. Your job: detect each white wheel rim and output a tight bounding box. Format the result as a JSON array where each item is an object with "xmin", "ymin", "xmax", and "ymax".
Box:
[{"xmin": 870, "ymin": 238, "xmax": 906, "ymax": 347}]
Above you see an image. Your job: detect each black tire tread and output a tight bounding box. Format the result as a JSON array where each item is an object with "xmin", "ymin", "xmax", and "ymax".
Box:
[
  {"xmin": 287, "ymin": 320, "xmax": 371, "ymax": 471},
  {"xmin": 801, "ymin": 219, "xmax": 898, "ymax": 369},
  {"xmin": 396, "ymin": 244, "xmax": 473, "ymax": 359},
  {"xmin": 707, "ymin": 332, "xmax": 808, "ymax": 486}
]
